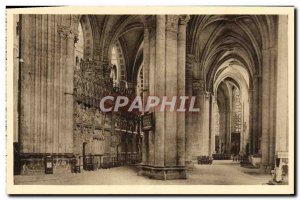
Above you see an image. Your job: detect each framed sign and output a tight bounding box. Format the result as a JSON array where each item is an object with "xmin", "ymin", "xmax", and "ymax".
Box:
[{"xmin": 141, "ymin": 112, "xmax": 154, "ymax": 131}]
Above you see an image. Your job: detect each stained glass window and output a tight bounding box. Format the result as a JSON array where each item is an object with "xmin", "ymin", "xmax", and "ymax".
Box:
[{"xmin": 232, "ymin": 88, "xmax": 242, "ymax": 132}]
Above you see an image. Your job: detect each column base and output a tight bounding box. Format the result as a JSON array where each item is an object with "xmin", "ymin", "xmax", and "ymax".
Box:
[
  {"xmin": 274, "ymin": 153, "xmax": 289, "ymax": 183},
  {"xmin": 185, "ymin": 160, "xmax": 197, "ymax": 170},
  {"xmin": 259, "ymin": 163, "xmax": 273, "ymax": 174},
  {"xmin": 267, "ymin": 180, "xmax": 289, "ymax": 185},
  {"xmin": 137, "ymin": 165, "xmax": 187, "ymax": 180}
]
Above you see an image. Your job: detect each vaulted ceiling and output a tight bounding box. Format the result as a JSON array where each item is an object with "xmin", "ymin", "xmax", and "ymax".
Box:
[
  {"xmin": 187, "ymin": 15, "xmax": 278, "ymax": 92},
  {"xmin": 81, "ymin": 15, "xmax": 144, "ymax": 82},
  {"xmin": 80, "ymin": 15, "xmax": 277, "ymax": 87}
]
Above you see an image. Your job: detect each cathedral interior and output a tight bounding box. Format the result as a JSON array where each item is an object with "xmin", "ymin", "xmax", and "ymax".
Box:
[{"xmin": 13, "ymin": 14, "xmax": 289, "ymax": 184}]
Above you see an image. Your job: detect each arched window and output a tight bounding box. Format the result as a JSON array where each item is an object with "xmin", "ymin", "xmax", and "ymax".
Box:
[
  {"xmin": 110, "ymin": 47, "xmax": 119, "ymax": 86},
  {"xmin": 111, "ymin": 41, "xmax": 126, "ymax": 81},
  {"xmin": 75, "ymin": 22, "xmax": 84, "ymax": 69},
  {"xmin": 111, "ymin": 46, "xmax": 118, "ymax": 67}
]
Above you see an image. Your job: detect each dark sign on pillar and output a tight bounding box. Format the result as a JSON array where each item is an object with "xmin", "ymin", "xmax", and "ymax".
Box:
[{"xmin": 141, "ymin": 112, "xmax": 154, "ymax": 131}]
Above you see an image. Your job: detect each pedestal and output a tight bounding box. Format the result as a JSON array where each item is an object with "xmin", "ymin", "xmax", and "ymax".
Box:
[{"xmin": 138, "ymin": 165, "xmax": 187, "ymax": 180}]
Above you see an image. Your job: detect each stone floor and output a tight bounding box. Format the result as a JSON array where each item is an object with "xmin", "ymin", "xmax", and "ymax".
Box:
[{"xmin": 14, "ymin": 160, "xmax": 272, "ymax": 185}]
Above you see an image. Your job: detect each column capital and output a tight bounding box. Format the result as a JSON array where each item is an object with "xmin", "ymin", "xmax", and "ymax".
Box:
[
  {"xmin": 166, "ymin": 15, "xmax": 179, "ymax": 32},
  {"xmin": 186, "ymin": 54, "xmax": 195, "ymax": 71},
  {"xmin": 179, "ymin": 15, "xmax": 190, "ymax": 25},
  {"xmin": 192, "ymin": 79, "xmax": 205, "ymax": 93},
  {"xmin": 143, "ymin": 15, "xmax": 156, "ymax": 33},
  {"xmin": 71, "ymin": 15, "xmax": 81, "ymax": 26},
  {"xmin": 57, "ymin": 25, "xmax": 78, "ymax": 40},
  {"xmin": 186, "ymin": 53, "xmax": 195, "ymax": 64},
  {"xmin": 205, "ymin": 91, "xmax": 211, "ymax": 100}
]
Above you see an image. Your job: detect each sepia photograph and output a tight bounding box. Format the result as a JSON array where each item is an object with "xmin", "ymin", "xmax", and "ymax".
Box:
[{"xmin": 6, "ymin": 6, "xmax": 294, "ymax": 195}]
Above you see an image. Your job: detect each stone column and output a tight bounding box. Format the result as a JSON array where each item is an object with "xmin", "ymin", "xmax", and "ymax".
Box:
[
  {"xmin": 193, "ymin": 88, "xmax": 210, "ymax": 157},
  {"xmin": 64, "ymin": 26, "xmax": 77, "ymax": 154},
  {"xmin": 177, "ymin": 15, "xmax": 189, "ymax": 166},
  {"xmin": 138, "ymin": 15, "xmax": 189, "ymax": 180},
  {"xmin": 240, "ymin": 102, "xmax": 245, "ymax": 155},
  {"xmin": 268, "ymin": 48, "xmax": 277, "ymax": 167},
  {"xmin": 14, "ymin": 15, "xmax": 20, "ymax": 143},
  {"xmin": 141, "ymin": 22, "xmax": 150, "ymax": 166},
  {"xmin": 225, "ymin": 84, "xmax": 232, "ymax": 154},
  {"xmin": 146, "ymin": 15, "xmax": 156, "ymax": 168},
  {"xmin": 19, "ymin": 15, "xmax": 77, "ymax": 155},
  {"xmin": 164, "ymin": 15, "xmax": 178, "ymax": 167},
  {"xmin": 203, "ymin": 92, "xmax": 211, "ymax": 156},
  {"xmin": 191, "ymin": 79, "xmax": 205, "ymax": 157},
  {"xmin": 250, "ymin": 75, "xmax": 261, "ymax": 154},
  {"xmin": 249, "ymin": 83, "xmax": 255, "ymax": 154},
  {"xmin": 210, "ymin": 95, "xmax": 216, "ymax": 155},
  {"xmin": 185, "ymin": 54, "xmax": 195, "ymax": 166},
  {"xmin": 19, "ymin": 14, "xmax": 33, "ymax": 154},
  {"xmin": 141, "ymin": 133, "xmax": 148, "ymax": 165},
  {"xmin": 142, "ymin": 25, "xmax": 150, "ymax": 106},
  {"xmin": 261, "ymin": 48, "xmax": 270, "ymax": 169},
  {"xmin": 154, "ymin": 15, "xmax": 166, "ymax": 167},
  {"xmin": 261, "ymin": 47, "xmax": 277, "ymax": 171},
  {"xmin": 274, "ymin": 15, "xmax": 289, "ymax": 182}
]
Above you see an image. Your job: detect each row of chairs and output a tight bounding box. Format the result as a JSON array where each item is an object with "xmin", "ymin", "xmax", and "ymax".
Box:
[
  {"xmin": 197, "ymin": 156, "xmax": 213, "ymax": 164},
  {"xmin": 212, "ymin": 154, "xmax": 232, "ymax": 160},
  {"xmin": 71, "ymin": 154, "xmax": 141, "ymax": 173}
]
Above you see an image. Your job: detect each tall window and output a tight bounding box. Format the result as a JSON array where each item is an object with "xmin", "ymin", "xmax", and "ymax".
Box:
[
  {"xmin": 136, "ymin": 66, "xmax": 144, "ymax": 97},
  {"xmin": 232, "ymin": 88, "xmax": 242, "ymax": 132},
  {"xmin": 111, "ymin": 47, "xmax": 119, "ymax": 86},
  {"xmin": 111, "ymin": 47, "xmax": 118, "ymax": 67},
  {"xmin": 111, "ymin": 42, "xmax": 126, "ymax": 81},
  {"xmin": 215, "ymin": 103, "xmax": 220, "ymax": 136}
]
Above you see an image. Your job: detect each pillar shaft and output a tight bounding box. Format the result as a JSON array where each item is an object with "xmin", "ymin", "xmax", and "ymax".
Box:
[
  {"xmin": 261, "ymin": 47, "xmax": 277, "ymax": 169},
  {"xmin": 141, "ymin": 25, "xmax": 150, "ymax": 165},
  {"xmin": 164, "ymin": 15, "xmax": 178, "ymax": 166},
  {"xmin": 203, "ymin": 92, "xmax": 210, "ymax": 156},
  {"xmin": 65, "ymin": 28, "xmax": 76, "ymax": 154},
  {"xmin": 185, "ymin": 54, "xmax": 195, "ymax": 164},
  {"xmin": 177, "ymin": 17, "xmax": 188, "ymax": 166},
  {"xmin": 147, "ymin": 16, "xmax": 156, "ymax": 167},
  {"xmin": 210, "ymin": 95, "xmax": 216, "ymax": 155},
  {"xmin": 154, "ymin": 15, "xmax": 166, "ymax": 167},
  {"xmin": 192, "ymin": 80, "xmax": 204, "ymax": 158},
  {"xmin": 138, "ymin": 15, "xmax": 189, "ymax": 179},
  {"xmin": 275, "ymin": 15, "xmax": 289, "ymax": 157},
  {"xmin": 141, "ymin": 133, "xmax": 148, "ymax": 164},
  {"xmin": 273, "ymin": 16, "xmax": 289, "ymax": 182},
  {"xmin": 19, "ymin": 15, "xmax": 77, "ymax": 155}
]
